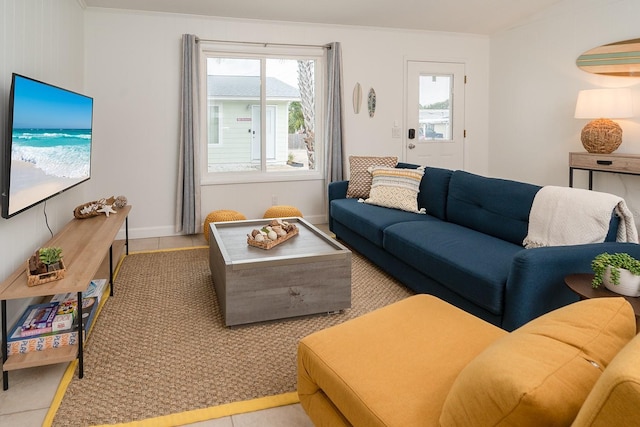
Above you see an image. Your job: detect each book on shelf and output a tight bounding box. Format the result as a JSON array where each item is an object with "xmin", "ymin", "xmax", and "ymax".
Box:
[
  {"xmin": 20, "ymin": 325, "xmax": 53, "ymax": 337},
  {"xmin": 7, "ymin": 297, "xmax": 98, "ymax": 356},
  {"xmin": 52, "ymin": 313, "xmax": 74, "ymax": 332},
  {"xmin": 49, "ymin": 278, "xmax": 109, "ymax": 304},
  {"xmin": 18, "ymin": 302, "xmax": 59, "ymax": 336},
  {"xmin": 84, "ymin": 278, "xmax": 109, "ymax": 302},
  {"xmin": 55, "ymin": 300, "xmax": 77, "ymax": 315}
]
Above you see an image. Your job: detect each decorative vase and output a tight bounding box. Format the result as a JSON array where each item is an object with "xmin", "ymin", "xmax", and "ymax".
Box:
[{"xmin": 603, "ymin": 266, "xmax": 640, "ymax": 297}]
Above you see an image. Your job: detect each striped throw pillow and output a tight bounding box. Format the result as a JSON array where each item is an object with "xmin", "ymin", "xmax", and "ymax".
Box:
[{"xmin": 361, "ymin": 166, "xmax": 426, "ymax": 213}]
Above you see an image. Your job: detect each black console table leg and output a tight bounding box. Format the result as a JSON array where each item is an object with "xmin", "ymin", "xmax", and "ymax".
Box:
[
  {"xmin": 125, "ymin": 216, "xmax": 129, "ymax": 256},
  {"xmin": 569, "ymin": 167, "xmax": 574, "ymax": 187},
  {"xmin": 109, "ymin": 245, "xmax": 114, "ymax": 297},
  {"xmin": 77, "ymin": 291, "xmax": 83, "ymax": 379},
  {"xmin": 2, "ymin": 299, "xmax": 7, "ymax": 390}
]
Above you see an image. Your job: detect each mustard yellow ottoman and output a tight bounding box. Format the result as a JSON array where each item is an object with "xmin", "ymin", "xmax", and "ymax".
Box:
[
  {"xmin": 203, "ymin": 210, "xmax": 246, "ymax": 243},
  {"xmin": 263, "ymin": 205, "xmax": 303, "ymax": 219},
  {"xmin": 297, "ymin": 295, "xmax": 507, "ymax": 426}
]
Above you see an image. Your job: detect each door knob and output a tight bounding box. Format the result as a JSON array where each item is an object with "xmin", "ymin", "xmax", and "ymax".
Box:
[{"xmin": 408, "ymin": 143, "xmax": 415, "ymax": 149}]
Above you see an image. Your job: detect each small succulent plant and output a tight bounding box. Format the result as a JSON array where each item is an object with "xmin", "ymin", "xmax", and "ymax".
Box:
[
  {"xmin": 39, "ymin": 247, "xmax": 63, "ymax": 266},
  {"xmin": 591, "ymin": 252, "xmax": 640, "ymax": 288}
]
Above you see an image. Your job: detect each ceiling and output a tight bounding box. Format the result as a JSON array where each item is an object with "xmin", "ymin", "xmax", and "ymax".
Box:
[{"xmin": 82, "ymin": 0, "xmax": 565, "ymax": 35}]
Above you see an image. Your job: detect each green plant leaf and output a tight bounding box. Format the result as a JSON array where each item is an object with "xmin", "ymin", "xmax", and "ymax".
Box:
[
  {"xmin": 39, "ymin": 247, "xmax": 63, "ymax": 265},
  {"xmin": 591, "ymin": 252, "xmax": 640, "ymax": 288}
]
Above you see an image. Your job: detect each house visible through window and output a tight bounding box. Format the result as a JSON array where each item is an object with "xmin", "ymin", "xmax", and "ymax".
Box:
[
  {"xmin": 208, "ymin": 104, "xmax": 221, "ymax": 144},
  {"xmin": 202, "ymin": 48, "xmax": 323, "ymax": 181}
]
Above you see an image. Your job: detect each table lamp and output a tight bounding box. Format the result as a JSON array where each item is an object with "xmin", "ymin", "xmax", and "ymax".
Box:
[{"xmin": 574, "ymin": 88, "xmax": 633, "ymax": 153}]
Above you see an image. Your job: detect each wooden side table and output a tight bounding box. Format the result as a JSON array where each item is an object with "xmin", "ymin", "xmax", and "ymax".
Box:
[
  {"xmin": 565, "ymin": 273, "xmax": 640, "ymax": 333},
  {"xmin": 569, "ymin": 152, "xmax": 640, "ymax": 190}
]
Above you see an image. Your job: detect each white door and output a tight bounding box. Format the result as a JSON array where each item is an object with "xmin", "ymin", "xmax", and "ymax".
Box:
[
  {"xmin": 251, "ymin": 105, "xmax": 276, "ymax": 161},
  {"xmin": 406, "ymin": 61, "xmax": 465, "ymax": 170}
]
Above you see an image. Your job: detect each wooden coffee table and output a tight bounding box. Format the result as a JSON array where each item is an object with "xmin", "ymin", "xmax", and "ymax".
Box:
[
  {"xmin": 208, "ymin": 217, "xmax": 352, "ymax": 326},
  {"xmin": 565, "ymin": 273, "xmax": 640, "ymax": 333}
]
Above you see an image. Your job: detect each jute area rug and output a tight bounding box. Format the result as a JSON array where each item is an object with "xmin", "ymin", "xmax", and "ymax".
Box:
[{"xmin": 47, "ymin": 247, "xmax": 414, "ymax": 426}]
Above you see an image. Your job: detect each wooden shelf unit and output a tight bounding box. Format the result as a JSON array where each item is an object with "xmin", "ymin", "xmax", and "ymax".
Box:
[{"xmin": 0, "ymin": 205, "xmax": 131, "ymax": 390}]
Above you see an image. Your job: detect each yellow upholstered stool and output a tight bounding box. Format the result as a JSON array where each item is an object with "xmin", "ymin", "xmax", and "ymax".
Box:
[
  {"xmin": 203, "ymin": 210, "xmax": 246, "ymax": 243},
  {"xmin": 263, "ymin": 205, "xmax": 303, "ymax": 219}
]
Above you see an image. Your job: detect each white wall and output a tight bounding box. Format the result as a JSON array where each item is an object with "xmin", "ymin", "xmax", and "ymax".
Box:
[
  {"xmin": 0, "ymin": 0, "xmax": 86, "ymax": 326},
  {"xmin": 84, "ymin": 9, "xmax": 490, "ymax": 237},
  {"xmin": 490, "ymin": 0, "xmax": 640, "ymax": 219}
]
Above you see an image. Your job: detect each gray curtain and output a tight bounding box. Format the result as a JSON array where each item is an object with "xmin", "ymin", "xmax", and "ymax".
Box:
[
  {"xmin": 176, "ymin": 34, "xmax": 202, "ymax": 234},
  {"xmin": 325, "ymin": 42, "xmax": 344, "ymax": 182}
]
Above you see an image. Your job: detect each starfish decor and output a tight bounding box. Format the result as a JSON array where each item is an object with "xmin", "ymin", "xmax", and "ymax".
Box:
[{"xmin": 97, "ymin": 204, "xmax": 117, "ymax": 217}]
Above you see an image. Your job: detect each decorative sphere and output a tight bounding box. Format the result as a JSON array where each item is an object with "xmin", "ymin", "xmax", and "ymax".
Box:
[{"xmin": 581, "ymin": 119, "xmax": 622, "ymax": 154}]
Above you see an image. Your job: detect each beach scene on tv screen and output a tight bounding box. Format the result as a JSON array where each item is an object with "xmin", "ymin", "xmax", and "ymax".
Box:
[{"xmin": 9, "ymin": 76, "xmax": 92, "ymax": 215}]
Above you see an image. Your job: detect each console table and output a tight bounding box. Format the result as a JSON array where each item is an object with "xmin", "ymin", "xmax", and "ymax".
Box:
[
  {"xmin": 0, "ymin": 205, "xmax": 131, "ymax": 390},
  {"xmin": 569, "ymin": 152, "xmax": 640, "ymax": 190}
]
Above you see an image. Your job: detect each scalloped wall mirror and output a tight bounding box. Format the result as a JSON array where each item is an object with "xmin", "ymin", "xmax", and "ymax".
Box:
[{"xmin": 577, "ymin": 38, "xmax": 640, "ymax": 77}]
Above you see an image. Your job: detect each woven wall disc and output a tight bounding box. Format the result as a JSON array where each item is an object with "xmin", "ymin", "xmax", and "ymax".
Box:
[{"xmin": 581, "ymin": 118, "xmax": 622, "ymax": 154}]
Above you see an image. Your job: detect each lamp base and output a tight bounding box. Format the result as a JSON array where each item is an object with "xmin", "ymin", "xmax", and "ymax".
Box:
[{"xmin": 581, "ymin": 118, "xmax": 622, "ymax": 154}]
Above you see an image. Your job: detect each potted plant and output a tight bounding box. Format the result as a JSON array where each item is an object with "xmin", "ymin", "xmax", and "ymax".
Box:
[
  {"xmin": 27, "ymin": 247, "xmax": 66, "ymax": 286},
  {"xmin": 39, "ymin": 247, "xmax": 64, "ymax": 271},
  {"xmin": 591, "ymin": 252, "xmax": 640, "ymax": 297}
]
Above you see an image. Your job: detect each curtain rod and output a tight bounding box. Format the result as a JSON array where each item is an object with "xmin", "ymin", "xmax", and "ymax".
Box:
[{"xmin": 196, "ymin": 37, "xmax": 331, "ymax": 49}]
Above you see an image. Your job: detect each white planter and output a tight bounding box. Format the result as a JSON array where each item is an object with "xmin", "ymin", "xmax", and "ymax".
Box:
[{"xmin": 603, "ymin": 266, "xmax": 640, "ymax": 297}]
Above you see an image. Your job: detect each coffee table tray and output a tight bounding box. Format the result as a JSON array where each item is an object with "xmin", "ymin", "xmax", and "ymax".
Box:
[{"xmin": 246, "ymin": 226, "xmax": 299, "ymax": 250}]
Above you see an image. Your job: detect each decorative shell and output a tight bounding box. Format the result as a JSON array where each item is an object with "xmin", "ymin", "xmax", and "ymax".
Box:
[
  {"xmin": 274, "ymin": 227, "xmax": 287, "ymax": 237},
  {"xmin": 113, "ymin": 195, "xmax": 128, "ymax": 208}
]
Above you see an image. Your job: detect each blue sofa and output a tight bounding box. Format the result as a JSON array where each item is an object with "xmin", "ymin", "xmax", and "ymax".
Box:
[{"xmin": 329, "ymin": 163, "xmax": 640, "ymax": 331}]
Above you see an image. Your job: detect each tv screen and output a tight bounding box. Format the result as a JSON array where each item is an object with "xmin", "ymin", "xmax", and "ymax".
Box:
[{"xmin": 1, "ymin": 73, "xmax": 93, "ymax": 218}]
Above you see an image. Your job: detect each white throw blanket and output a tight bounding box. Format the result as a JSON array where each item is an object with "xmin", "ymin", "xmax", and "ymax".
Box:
[{"xmin": 523, "ymin": 186, "xmax": 639, "ymax": 248}]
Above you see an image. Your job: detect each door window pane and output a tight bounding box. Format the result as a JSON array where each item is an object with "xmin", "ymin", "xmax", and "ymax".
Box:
[{"xmin": 418, "ymin": 74, "xmax": 452, "ymax": 141}]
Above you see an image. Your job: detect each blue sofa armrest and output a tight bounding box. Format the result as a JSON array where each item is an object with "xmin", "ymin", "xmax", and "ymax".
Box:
[
  {"xmin": 328, "ymin": 181, "xmax": 349, "ymax": 231},
  {"xmin": 328, "ymin": 180, "xmax": 349, "ymax": 202},
  {"xmin": 502, "ymin": 242, "xmax": 640, "ymax": 331}
]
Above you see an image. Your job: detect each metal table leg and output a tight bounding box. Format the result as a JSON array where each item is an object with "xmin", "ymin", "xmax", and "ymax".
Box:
[
  {"xmin": 77, "ymin": 291, "xmax": 83, "ymax": 379},
  {"xmin": 2, "ymin": 300, "xmax": 7, "ymax": 390}
]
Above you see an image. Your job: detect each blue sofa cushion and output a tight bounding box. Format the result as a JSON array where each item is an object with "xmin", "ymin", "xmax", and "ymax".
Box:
[
  {"xmin": 383, "ymin": 221, "xmax": 524, "ymax": 315},
  {"xmin": 606, "ymin": 214, "xmax": 620, "ymax": 242},
  {"xmin": 446, "ymin": 170, "xmax": 541, "ymax": 245},
  {"xmin": 331, "ymin": 198, "xmax": 438, "ymax": 247},
  {"xmin": 397, "ymin": 163, "xmax": 452, "ymax": 221}
]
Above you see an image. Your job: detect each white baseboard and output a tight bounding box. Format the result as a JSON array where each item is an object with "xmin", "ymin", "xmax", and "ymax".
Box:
[
  {"xmin": 116, "ymin": 225, "xmax": 177, "ymax": 240},
  {"xmin": 116, "ymin": 213, "xmax": 327, "ymax": 240}
]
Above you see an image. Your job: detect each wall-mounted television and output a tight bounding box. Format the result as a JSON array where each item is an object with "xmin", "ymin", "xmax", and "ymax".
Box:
[{"xmin": 1, "ymin": 73, "xmax": 93, "ymax": 219}]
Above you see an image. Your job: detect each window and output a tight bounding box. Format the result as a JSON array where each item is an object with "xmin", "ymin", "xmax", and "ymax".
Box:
[
  {"xmin": 201, "ymin": 44, "xmax": 324, "ymax": 183},
  {"xmin": 418, "ymin": 74, "xmax": 452, "ymax": 141}
]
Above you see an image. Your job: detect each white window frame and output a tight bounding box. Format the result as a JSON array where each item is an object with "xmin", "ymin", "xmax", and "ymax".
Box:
[{"xmin": 200, "ymin": 42, "xmax": 325, "ymax": 185}]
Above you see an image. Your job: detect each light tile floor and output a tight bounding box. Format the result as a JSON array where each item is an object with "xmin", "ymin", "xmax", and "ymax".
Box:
[{"xmin": 0, "ymin": 232, "xmax": 317, "ymax": 427}]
